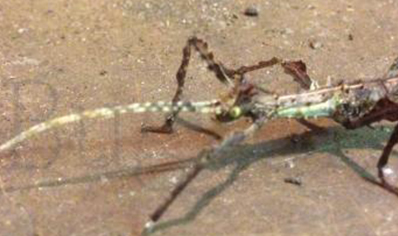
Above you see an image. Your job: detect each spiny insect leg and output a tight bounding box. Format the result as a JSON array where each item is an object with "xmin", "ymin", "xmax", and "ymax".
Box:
[
  {"xmin": 192, "ymin": 37, "xmax": 235, "ymax": 85},
  {"xmin": 143, "ymin": 116, "xmax": 267, "ymax": 233},
  {"xmin": 141, "ymin": 37, "xmax": 232, "ymax": 134},
  {"xmin": 282, "ymin": 60, "xmax": 318, "ymax": 90},
  {"xmin": 233, "ymin": 57, "xmax": 280, "ymax": 77}
]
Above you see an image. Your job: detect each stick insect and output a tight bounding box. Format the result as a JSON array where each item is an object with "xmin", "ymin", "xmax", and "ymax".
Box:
[{"xmin": 0, "ymin": 37, "xmax": 398, "ymax": 234}]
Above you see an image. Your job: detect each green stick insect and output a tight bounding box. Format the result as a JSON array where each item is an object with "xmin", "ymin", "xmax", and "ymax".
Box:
[{"xmin": 1, "ymin": 37, "xmax": 398, "ymax": 234}]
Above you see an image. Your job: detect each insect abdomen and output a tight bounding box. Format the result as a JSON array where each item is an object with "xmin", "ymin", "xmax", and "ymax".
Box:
[{"xmin": 276, "ymin": 97, "xmax": 338, "ymax": 119}]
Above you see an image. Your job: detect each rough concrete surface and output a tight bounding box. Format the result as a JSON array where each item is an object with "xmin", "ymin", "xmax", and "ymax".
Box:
[{"xmin": 1, "ymin": 0, "xmax": 398, "ymax": 236}]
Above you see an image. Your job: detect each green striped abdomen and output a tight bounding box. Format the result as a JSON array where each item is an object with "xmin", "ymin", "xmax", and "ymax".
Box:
[{"xmin": 276, "ymin": 97, "xmax": 338, "ymax": 119}]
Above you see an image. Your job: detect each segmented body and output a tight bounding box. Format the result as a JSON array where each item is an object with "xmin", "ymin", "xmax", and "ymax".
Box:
[
  {"xmin": 271, "ymin": 76, "xmax": 398, "ymax": 121},
  {"xmin": 1, "ymin": 76, "xmax": 397, "ymax": 153}
]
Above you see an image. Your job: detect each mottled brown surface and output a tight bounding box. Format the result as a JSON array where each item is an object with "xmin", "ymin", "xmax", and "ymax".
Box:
[{"xmin": 1, "ymin": 1, "xmax": 398, "ymax": 236}]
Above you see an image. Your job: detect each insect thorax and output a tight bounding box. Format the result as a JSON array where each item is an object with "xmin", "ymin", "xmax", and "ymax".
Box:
[{"xmin": 333, "ymin": 83, "xmax": 387, "ymax": 123}]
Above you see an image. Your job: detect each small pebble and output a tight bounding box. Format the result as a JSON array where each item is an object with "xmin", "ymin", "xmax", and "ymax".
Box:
[
  {"xmin": 284, "ymin": 177, "xmax": 302, "ymax": 186},
  {"xmin": 244, "ymin": 6, "xmax": 259, "ymax": 17},
  {"xmin": 309, "ymin": 40, "xmax": 322, "ymax": 49}
]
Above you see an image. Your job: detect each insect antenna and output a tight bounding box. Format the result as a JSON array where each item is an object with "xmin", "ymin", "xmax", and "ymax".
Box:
[{"xmin": 0, "ymin": 100, "xmax": 222, "ymax": 152}]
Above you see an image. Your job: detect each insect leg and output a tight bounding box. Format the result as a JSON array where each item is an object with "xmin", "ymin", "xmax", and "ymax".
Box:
[
  {"xmin": 143, "ymin": 116, "xmax": 267, "ymax": 232},
  {"xmin": 233, "ymin": 57, "xmax": 280, "ymax": 78},
  {"xmin": 378, "ymin": 124, "xmax": 398, "ymax": 180},
  {"xmin": 282, "ymin": 60, "xmax": 319, "ymax": 90},
  {"xmin": 141, "ymin": 37, "xmax": 233, "ymax": 134}
]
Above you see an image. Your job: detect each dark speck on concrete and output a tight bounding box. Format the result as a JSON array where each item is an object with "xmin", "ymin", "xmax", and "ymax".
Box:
[
  {"xmin": 284, "ymin": 177, "xmax": 302, "ymax": 186},
  {"xmin": 244, "ymin": 6, "xmax": 259, "ymax": 17}
]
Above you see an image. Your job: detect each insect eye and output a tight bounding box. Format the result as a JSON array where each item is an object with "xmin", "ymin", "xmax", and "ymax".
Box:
[{"xmin": 229, "ymin": 106, "xmax": 242, "ymax": 118}]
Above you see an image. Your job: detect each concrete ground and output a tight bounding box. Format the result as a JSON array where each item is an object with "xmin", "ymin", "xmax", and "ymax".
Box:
[{"xmin": 1, "ymin": 0, "xmax": 398, "ymax": 236}]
